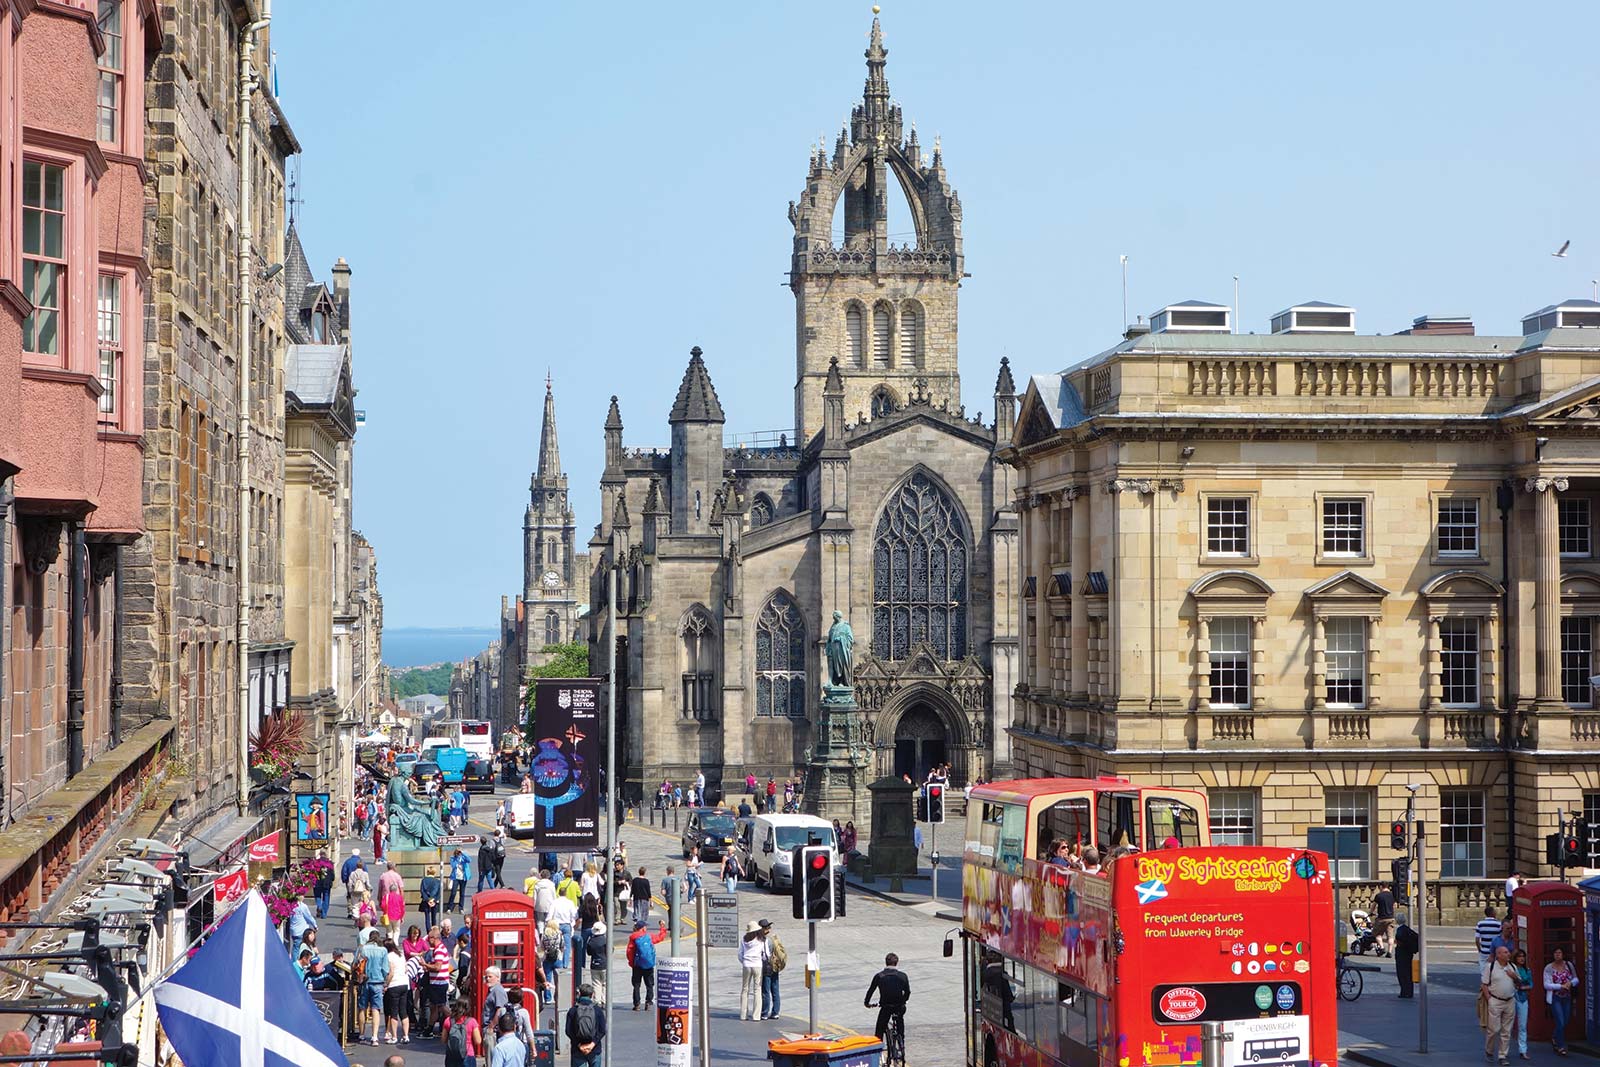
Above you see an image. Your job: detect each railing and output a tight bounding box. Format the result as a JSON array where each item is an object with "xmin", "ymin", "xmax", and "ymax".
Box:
[
  {"xmin": 1211, "ymin": 714, "xmax": 1255, "ymax": 741},
  {"xmin": 1409, "ymin": 361, "xmax": 1502, "ymax": 399},
  {"xmin": 1294, "ymin": 360, "xmax": 1392, "ymax": 398},
  {"xmin": 1444, "ymin": 712, "xmax": 1490, "ymax": 741},
  {"xmin": 1187, "ymin": 360, "xmax": 1276, "ymax": 397},
  {"xmin": 1328, "ymin": 714, "xmax": 1371, "ymax": 740},
  {"xmin": 1572, "ymin": 715, "xmax": 1600, "ymax": 743}
]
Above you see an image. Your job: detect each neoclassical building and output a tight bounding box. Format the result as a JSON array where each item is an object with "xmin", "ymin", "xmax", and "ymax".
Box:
[
  {"xmin": 587, "ymin": 19, "xmax": 1016, "ymax": 794},
  {"xmin": 1003, "ymin": 298, "xmax": 1600, "ymax": 902}
]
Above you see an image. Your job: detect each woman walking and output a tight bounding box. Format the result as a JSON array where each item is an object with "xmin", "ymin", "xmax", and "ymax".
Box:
[
  {"xmin": 721, "ymin": 850, "xmax": 742, "ymax": 895},
  {"xmin": 684, "ymin": 847, "xmax": 703, "ymax": 903},
  {"xmin": 1544, "ymin": 946, "xmax": 1579, "ymax": 1057},
  {"xmin": 383, "ymin": 937, "xmax": 411, "ymax": 1045},
  {"xmin": 378, "ymin": 862, "xmax": 406, "ymax": 933},
  {"xmin": 372, "ymin": 815, "xmax": 388, "ymax": 862},
  {"xmin": 1511, "ymin": 948, "xmax": 1532, "ymax": 1061},
  {"xmin": 540, "ymin": 919, "xmax": 563, "ymax": 1004},
  {"xmin": 419, "ymin": 864, "xmax": 442, "ymax": 934}
]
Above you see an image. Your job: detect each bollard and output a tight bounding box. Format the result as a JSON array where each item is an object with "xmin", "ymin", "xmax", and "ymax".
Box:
[
  {"xmin": 1200, "ymin": 1020, "xmax": 1227, "ymax": 1067},
  {"xmin": 673, "ymin": 806, "xmax": 681, "ymax": 832}
]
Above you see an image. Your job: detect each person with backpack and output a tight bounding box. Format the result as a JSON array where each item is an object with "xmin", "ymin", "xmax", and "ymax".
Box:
[
  {"xmin": 540, "ymin": 919, "xmax": 563, "ymax": 1005},
  {"xmin": 478, "ymin": 837, "xmax": 498, "ymax": 892},
  {"xmin": 356, "ymin": 928, "xmax": 391, "ymax": 1046},
  {"xmin": 626, "ymin": 918, "xmax": 670, "ymax": 1011},
  {"xmin": 565, "ymin": 983, "xmax": 606, "ymax": 1067},
  {"xmin": 506, "ymin": 989, "xmax": 538, "ymax": 1058},
  {"xmin": 762, "ymin": 922, "xmax": 787, "ymax": 1021},
  {"xmin": 721, "ymin": 851, "xmax": 743, "ymax": 895},
  {"xmin": 488, "ymin": 1014, "xmax": 527, "ymax": 1067},
  {"xmin": 441, "ymin": 997, "xmax": 481, "ymax": 1067}
]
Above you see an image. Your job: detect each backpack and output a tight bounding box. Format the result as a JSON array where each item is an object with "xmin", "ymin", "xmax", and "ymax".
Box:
[
  {"xmin": 766, "ymin": 934, "xmax": 788, "ymax": 975},
  {"xmin": 444, "ymin": 1021, "xmax": 468, "ymax": 1067},
  {"xmin": 542, "ymin": 929, "xmax": 562, "ymax": 962},
  {"xmin": 634, "ymin": 933, "xmax": 657, "ymax": 970},
  {"xmin": 352, "ymin": 953, "xmax": 368, "ymax": 986},
  {"xmin": 571, "ymin": 1001, "xmax": 598, "ymax": 1043}
]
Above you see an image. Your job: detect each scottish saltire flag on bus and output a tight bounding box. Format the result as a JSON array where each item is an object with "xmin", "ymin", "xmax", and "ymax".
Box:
[{"xmin": 154, "ymin": 890, "xmax": 348, "ymax": 1067}]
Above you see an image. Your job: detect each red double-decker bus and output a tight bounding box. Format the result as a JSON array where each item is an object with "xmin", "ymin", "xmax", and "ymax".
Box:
[{"xmin": 958, "ymin": 778, "xmax": 1337, "ymax": 1067}]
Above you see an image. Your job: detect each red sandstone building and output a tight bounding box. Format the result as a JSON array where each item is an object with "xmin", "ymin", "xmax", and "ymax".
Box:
[{"xmin": 0, "ymin": 0, "xmax": 161, "ymax": 913}]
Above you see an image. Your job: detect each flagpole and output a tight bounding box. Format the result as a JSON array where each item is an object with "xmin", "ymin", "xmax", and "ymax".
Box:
[{"xmin": 604, "ymin": 563, "xmax": 617, "ymax": 1067}]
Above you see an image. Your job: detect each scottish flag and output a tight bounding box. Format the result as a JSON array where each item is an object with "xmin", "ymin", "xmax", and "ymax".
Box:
[{"xmin": 154, "ymin": 890, "xmax": 348, "ymax": 1067}]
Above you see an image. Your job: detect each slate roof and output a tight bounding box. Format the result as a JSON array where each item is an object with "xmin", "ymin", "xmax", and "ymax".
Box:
[
  {"xmin": 285, "ymin": 344, "xmax": 347, "ymax": 404},
  {"xmin": 669, "ymin": 346, "xmax": 725, "ymax": 423}
]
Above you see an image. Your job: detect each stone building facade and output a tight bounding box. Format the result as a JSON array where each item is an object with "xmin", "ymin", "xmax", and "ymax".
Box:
[
  {"xmin": 587, "ymin": 20, "xmax": 1016, "ymax": 799},
  {"xmin": 1004, "ymin": 299, "xmax": 1600, "ymax": 905},
  {"xmin": 0, "ymin": 0, "xmax": 159, "ymax": 855}
]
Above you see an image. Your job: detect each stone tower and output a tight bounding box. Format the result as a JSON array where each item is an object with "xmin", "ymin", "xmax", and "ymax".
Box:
[
  {"xmin": 523, "ymin": 375, "xmax": 577, "ymax": 653},
  {"xmin": 788, "ymin": 16, "xmax": 965, "ymax": 440},
  {"xmin": 668, "ymin": 346, "xmax": 725, "ymax": 535}
]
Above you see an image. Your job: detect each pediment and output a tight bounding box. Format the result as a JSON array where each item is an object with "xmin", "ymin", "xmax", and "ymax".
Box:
[
  {"xmin": 1420, "ymin": 569, "xmax": 1505, "ymax": 601},
  {"xmin": 1188, "ymin": 570, "xmax": 1275, "ymax": 602},
  {"xmin": 1304, "ymin": 570, "xmax": 1391, "ymax": 601},
  {"xmin": 900, "ymin": 643, "xmax": 950, "ymax": 679},
  {"xmin": 1523, "ymin": 377, "xmax": 1600, "ymax": 425},
  {"xmin": 1015, "ymin": 388, "xmax": 1058, "ymax": 448}
]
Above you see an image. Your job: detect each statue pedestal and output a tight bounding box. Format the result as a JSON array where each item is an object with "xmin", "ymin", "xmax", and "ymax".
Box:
[{"xmin": 802, "ymin": 688, "xmax": 872, "ymax": 834}]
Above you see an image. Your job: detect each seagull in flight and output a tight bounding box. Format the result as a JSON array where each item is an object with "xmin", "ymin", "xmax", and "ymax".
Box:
[{"xmin": 1553, "ymin": 240, "xmax": 1571, "ymax": 258}]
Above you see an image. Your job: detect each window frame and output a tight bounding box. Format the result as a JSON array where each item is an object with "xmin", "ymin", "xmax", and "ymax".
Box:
[
  {"xmin": 1559, "ymin": 497, "xmax": 1593, "ymax": 560},
  {"xmin": 1560, "ymin": 615, "xmax": 1594, "ymax": 708},
  {"xmin": 1199, "ymin": 491, "xmax": 1257, "ymax": 564},
  {"xmin": 1316, "ymin": 493, "xmax": 1372, "ymax": 564},
  {"xmin": 96, "ymin": 0, "xmax": 124, "ymax": 148},
  {"xmin": 754, "ymin": 592, "xmax": 808, "ymax": 719},
  {"xmin": 899, "ymin": 300, "xmax": 923, "ymax": 368},
  {"xmin": 1323, "ymin": 616, "xmax": 1367, "ymax": 709},
  {"xmin": 1432, "ymin": 493, "xmax": 1486, "ymax": 563},
  {"xmin": 22, "ymin": 156, "xmax": 71, "ymax": 360},
  {"xmin": 1438, "ymin": 615, "xmax": 1481, "ymax": 709},
  {"xmin": 96, "ymin": 272, "xmax": 124, "ymax": 426},
  {"xmin": 1439, "ymin": 789, "xmax": 1487, "ymax": 879},
  {"xmin": 1323, "ymin": 788, "xmax": 1373, "ymax": 880},
  {"xmin": 1583, "ymin": 792, "xmax": 1600, "ymax": 867},
  {"xmin": 1208, "ymin": 788, "xmax": 1258, "ymax": 847},
  {"xmin": 1207, "ymin": 616, "xmax": 1251, "ymax": 709}
]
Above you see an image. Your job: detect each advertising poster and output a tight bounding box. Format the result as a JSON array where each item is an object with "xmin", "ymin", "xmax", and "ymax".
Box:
[
  {"xmin": 655, "ymin": 957, "xmax": 692, "ymax": 1067},
  {"xmin": 1223, "ymin": 1015, "xmax": 1310, "ymax": 1067},
  {"xmin": 212, "ymin": 868, "xmax": 248, "ymax": 907},
  {"xmin": 246, "ymin": 831, "xmax": 281, "ymax": 864},
  {"xmin": 531, "ymin": 679, "xmax": 601, "ymax": 849},
  {"xmin": 294, "ymin": 793, "xmax": 331, "ymax": 843}
]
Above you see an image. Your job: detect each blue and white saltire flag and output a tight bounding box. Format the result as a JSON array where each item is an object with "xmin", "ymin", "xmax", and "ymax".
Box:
[{"xmin": 154, "ymin": 890, "xmax": 348, "ymax": 1067}]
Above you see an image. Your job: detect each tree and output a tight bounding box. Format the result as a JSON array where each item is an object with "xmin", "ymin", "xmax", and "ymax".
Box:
[
  {"xmin": 390, "ymin": 664, "xmax": 453, "ymax": 699},
  {"xmin": 523, "ymin": 643, "xmax": 591, "ymax": 732}
]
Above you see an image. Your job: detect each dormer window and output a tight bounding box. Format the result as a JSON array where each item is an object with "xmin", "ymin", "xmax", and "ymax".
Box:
[{"xmin": 311, "ymin": 309, "xmax": 327, "ymax": 342}]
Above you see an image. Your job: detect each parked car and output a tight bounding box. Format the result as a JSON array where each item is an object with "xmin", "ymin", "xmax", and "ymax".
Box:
[
  {"xmin": 412, "ymin": 759, "xmax": 440, "ymax": 783},
  {"xmin": 464, "ymin": 755, "xmax": 495, "ymax": 794},
  {"xmin": 735, "ymin": 813, "xmax": 837, "ymax": 890},
  {"xmin": 681, "ymin": 808, "xmax": 738, "ymax": 862}
]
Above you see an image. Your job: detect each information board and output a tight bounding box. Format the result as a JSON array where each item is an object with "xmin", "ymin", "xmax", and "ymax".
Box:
[
  {"xmin": 655, "ymin": 957, "xmax": 692, "ymax": 1067},
  {"xmin": 704, "ymin": 893, "xmax": 740, "ymax": 949}
]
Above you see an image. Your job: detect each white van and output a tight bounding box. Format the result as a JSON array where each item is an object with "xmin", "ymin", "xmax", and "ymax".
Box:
[
  {"xmin": 736, "ymin": 814, "xmax": 837, "ymax": 890},
  {"xmin": 506, "ymin": 793, "xmax": 540, "ymax": 838}
]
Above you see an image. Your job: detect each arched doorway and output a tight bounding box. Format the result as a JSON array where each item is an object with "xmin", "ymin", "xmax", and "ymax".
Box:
[{"xmin": 893, "ymin": 703, "xmax": 948, "ymax": 782}]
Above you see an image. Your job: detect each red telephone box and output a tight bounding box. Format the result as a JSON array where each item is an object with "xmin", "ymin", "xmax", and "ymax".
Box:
[
  {"xmin": 472, "ymin": 888, "xmax": 541, "ymax": 1014},
  {"xmin": 1513, "ymin": 881, "xmax": 1585, "ymax": 1042}
]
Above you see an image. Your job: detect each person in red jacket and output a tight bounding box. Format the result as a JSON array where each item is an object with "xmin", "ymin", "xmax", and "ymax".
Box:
[{"xmin": 625, "ymin": 919, "xmax": 670, "ymax": 1010}]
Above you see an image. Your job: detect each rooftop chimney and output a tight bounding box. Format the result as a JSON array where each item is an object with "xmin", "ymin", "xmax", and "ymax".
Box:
[
  {"xmin": 1399, "ymin": 314, "xmax": 1474, "ymax": 336},
  {"xmin": 1149, "ymin": 300, "xmax": 1231, "ymax": 334}
]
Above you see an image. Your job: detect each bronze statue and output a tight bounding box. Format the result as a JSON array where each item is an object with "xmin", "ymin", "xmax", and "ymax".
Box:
[
  {"xmin": 385, "ymin": 773, "xmax": 443, "ymax": 851},
  {"xmin": 826, "ymin": 610, "xmax": 854, "ymax": 689}
]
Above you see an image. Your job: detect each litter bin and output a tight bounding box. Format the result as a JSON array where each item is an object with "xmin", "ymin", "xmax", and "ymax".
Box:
[
  {"xmin": 530, "ymin": 1029, "xmax": 555, "ymax": 1066},
  {"xmin": 768, "ymin": 1035, "xmax": 884, "ymax": 1067}
]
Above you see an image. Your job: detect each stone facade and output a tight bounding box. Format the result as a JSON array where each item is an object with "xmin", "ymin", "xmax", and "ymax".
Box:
[
  {"xmin": 1003, "ymin": 301, "xmax": 1600, "ymax": 895},
  {"xmin": 586, "ymin": 20, "xmax": 1015, "ymax": 805}
]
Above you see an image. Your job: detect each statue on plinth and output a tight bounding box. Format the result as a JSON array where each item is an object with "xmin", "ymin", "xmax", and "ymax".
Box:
[
  {"xmin": 825, "ymin": 611, "xmax": 855, "ymax": 692},
  {"xmin": 385, "ymin": 774, "xmax": 443, "ymax": 851}
]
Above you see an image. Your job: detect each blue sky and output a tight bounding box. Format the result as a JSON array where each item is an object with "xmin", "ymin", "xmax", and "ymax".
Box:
[{"xmin": 273, "ymin": 1, "xmax": 1600, "ymax": 628}]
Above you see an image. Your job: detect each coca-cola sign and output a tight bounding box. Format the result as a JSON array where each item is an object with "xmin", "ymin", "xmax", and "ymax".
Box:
[
  {"xmin": 246, "ymin": 831, "xmax": 281, "ymax": 864},
  {"xmin": 1157, "ymin": 986, "xmax": 1206, "ymax": 1022}
]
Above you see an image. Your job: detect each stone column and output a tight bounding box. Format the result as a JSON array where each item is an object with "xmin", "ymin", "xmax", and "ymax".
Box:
[
  {"xmin": 1032, "ymin": 495, "xmax": 1052, "ymax": 691},
  {"xmin": 1068, "ymin": 487, "xmax": 1089, "ymax": 700},
  {"xmin": 1250, "ymin": 616, "xmax": 1267, "ymax": 711},
  {"xmin": 1312, "ymin": 615, "xmax": 1327, "ymax": 710},
  {"xmin": 1426, "ymin": 615, "xmax": 1442, "ymax": 711},
  {"xmin": 1196, "ymin": 615, "xmax": 1212, "ymax": 712},
  {"xmin": 1528, "ymin": 476, "xmax": 1568, "ymax": 707}
]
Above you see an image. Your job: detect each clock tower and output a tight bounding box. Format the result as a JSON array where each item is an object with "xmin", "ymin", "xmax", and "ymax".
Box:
[{"xmin": 522, "ymin": 375, "xmax": 578, "ymax": 663}]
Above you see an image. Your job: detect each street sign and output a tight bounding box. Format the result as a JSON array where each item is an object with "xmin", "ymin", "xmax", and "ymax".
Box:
[
  {"xmin": 704, "ymin": 892, "xmax": 740, "ymax": 949},
  {"xmin": 440, "ymin": 834, "xmax": 479, "ymax": 845}
]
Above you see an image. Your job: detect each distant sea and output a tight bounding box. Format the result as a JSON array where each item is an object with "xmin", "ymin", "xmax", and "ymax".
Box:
[{"xmin": 384, "ymin": 627, "xmax": 499, "ymax": 669}]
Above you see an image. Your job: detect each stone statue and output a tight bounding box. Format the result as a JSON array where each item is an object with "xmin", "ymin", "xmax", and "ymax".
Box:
[
  {"xmin": 385, "ymin": 773, "xmax": 443, "ymax": 851},
  {"xmin": 826, "ymin": 611, "xmax": 855, "ymax": 688}
]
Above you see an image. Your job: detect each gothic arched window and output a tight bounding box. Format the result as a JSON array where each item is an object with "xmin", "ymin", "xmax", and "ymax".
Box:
[
  {"xmin": 900, "ymin": 302, "xmax": 923, "ymax": 367},
  {"xmin": 845, "ymin": 304, "xmax": 864, "ymax": 367},
  {"xmin": 749, "ymin": 493, "xmax": 774, "ymax": 528},
  {"xmin": 680, "ymin": 606, "xmax": 716, "ymax": 721},
  {"xmin": 870, "ymin": 388, "xmax": 895, "ymax": 420},
  {"xmin": 872, "ymin": 471, "xmax": 968, "ymax": 661},
  {"xmin": 755, "ymin": 591, "xmax": 807, "ymax": 718},
  {"xmin": 544, "ymin": 610, "xmax": 561, "ymax": 646},
  {"xmin": 872, "ymin": 303, "xmax": 892, "ymax": 366}
]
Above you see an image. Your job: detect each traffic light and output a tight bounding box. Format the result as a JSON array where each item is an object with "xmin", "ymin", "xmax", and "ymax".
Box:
[
  {"xmin": 1390, "ymin": 856, "xmax": 1411, "ymax": 905},
  {"xmin": 1563, "ymin": 831, "xmax": 1583, "ymax": 868},
  {"xmin": 1547, "ymin": 832, "xmax": 1566, "ymax": 868},
  {"xmin": 1389, "ymin": 821, "xmax": 1407, "ymax": 851},
  {"xmin": 926, "ymin": 784, "xmax": 945, "ymax": 825},
  {"xmin": 793, "ymin": 844, "xmax": 835, "ymax": 922}
]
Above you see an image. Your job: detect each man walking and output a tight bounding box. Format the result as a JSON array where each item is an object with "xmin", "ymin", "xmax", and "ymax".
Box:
[
  {"xmin": 342, "ymin": 850, "xmax": 365, "ymax": 917},
  {"xmin": 1371, "ymin": 881, "xmax": 1396, "ymax": 957},
  {"xmin": 1475, "ymin": 906, "xmax": 1501, "ymax": 965},
  {"xmin": 627, "ymin": 919, "xmax": 669, "ymax": 1011},
  {"xmin": 1394, "ymin": 914, "xmax": 1418, "ymax": 999},
  {"xmin": 738, "ymin": 920, "xmax": 767, "ymax": 1021},
  {"xmin": 488, "ymin": 1014, "xmax": 527, "ymax": 1067},
  {"xmin": 446, "ymin": 847, "xmax": 471, "ymax": 912},
  {"xmin": 533, "ymin": 869, "xmax": 557, "ymax": 929},
  {"xmin": 425, "ymin": 928, "xmax": 453, "ymax": 1038},
  {"xmin": 358, "ymin": 928, "xmax": 391, "ymax": 1046},
  {"xmin": 630, "ymin": 867, "xmax": 653, "ymax": 927},
  {"xmin": 584, "ymin": 922, "xmax": 609, "ymax": 1005},
  {"xmin": 565, "ymin": 983, "xmax": 606, "ymax": 1067},
  {"xmin": 314, "ymin": 849, "xmax": 335, "ymax": 918},
  {"xmin": 1482, "ymin": 944, "xmax": 1520, "ymax": 1065},
  {"xmin": 478, "ymin": 836, "xmax": 498, "ymax": 892}
]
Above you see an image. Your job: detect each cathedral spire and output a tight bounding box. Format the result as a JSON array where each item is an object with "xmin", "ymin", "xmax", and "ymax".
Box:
[
  {"xmin": 853, "ymin": 15, "xmax": 898, "ymax": 146},
  {"xmin": 536, "ymin": 374, "xmax": 562, "ymax": 484}
]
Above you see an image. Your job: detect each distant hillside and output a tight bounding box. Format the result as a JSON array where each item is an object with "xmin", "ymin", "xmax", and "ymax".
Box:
[{"xmin": 391, "ymin": 663, "xmax": 454, "ymax": 699}]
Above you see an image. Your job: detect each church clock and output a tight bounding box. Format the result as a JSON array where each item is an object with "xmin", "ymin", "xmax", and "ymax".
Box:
[{"xmin": 542, "ymin": 570, "xmax": 561, "ymax": 590}]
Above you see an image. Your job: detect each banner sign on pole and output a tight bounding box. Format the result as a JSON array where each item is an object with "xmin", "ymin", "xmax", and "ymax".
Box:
[
  {"xmin": 531, "ymin": 679, "xmax": 601, "ymax": 849},
  {"xmin": 246, "ymin": 831, "xmax": 281, "ymax": 864},
  {"xmin": 212, "ymin": 867, "xmax": 248, "ymax": 906},
  {"xmin": 655, "ymin": 957, "xmax": 692, "ymax": 1067},
  {"xmin": 704, "ymin": 893, "xmax": 740, "ymax": 949}
]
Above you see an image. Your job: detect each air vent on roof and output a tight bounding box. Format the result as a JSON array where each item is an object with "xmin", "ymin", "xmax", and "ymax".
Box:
[
  {"xmin": 1150, "ymin": 300, "xmax": 1231, "ymax": 334},
  {"xmin": 1123, "ymin": 323, "xmax": 1151, "ymax": 340},
  {"xmin": 1399, "ymin": 314, "xmax": 1474, "ymax": 336},
  {"xmin": 1271, "ymin": 302, "xmax": 1355, "ymax": 334},
  {"xmin": 1521, "ymin": 300, "xmax": 1600, "ymax": 336}
]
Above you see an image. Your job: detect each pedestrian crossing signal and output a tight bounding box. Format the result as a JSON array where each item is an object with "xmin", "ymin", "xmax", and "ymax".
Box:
[
  {"xmin": 1389, "ymin": 821, "xmax": 1407, "ymax": 850},
  {"xmin": 792, "ymin": 844, "xmax": 836, "ymax": 922},
  {"xmin": 925, "ymin": 784, "xmax": 945, "ymax": 825}
]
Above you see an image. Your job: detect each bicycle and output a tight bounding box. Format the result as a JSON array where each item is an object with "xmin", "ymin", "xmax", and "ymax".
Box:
[
  {"xmin": 1336, "ymin": 954, "xmax": 1364, "ymax": 1002},
  {"xmin": 867, "ymin": 1001, "xmax": 906, "ymax": 1067}
]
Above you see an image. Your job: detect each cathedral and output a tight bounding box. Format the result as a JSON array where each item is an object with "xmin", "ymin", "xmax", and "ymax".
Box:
[{"xmin": 586, "ymin": 18, "xmax": 1017, "ymax": 795}]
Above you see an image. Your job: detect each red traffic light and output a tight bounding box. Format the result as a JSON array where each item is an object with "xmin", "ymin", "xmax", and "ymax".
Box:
[
  {"xmin": 1390, "ymin": 822, "xmax": 1404, "ymax": 835},
  {"xmin": 929, "ymin": 785, "xmax": 942, "ymax": 798},
  {"xmin": 1564, "ymin": 837, "xmax": 1581, "ymax": 853},
  {"xmin": 809, "ymin": 852, "xmax": 830, "ymax": 871}
]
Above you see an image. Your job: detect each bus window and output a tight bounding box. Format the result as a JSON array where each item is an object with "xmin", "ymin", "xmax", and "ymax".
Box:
[
  {"xmin": 1060, "ymin": 982, "xmax": 1089, "ymax": 1050},
  {"xmin": 1035, "ymin": 797, "xmax": 1091, "ymax": 860},
  {"xmin": 998, "ymin": 804, "xmax": 1026, "ymax": 874},
  {"xmin": 1006, "ymin": 961, "xmax": 1032, "ymax": 1046},
  {"xmin": 1098, "ymin": 794, "xmax": 1139, "ymax": 851},
  {"xmin": 1147, "ymin": 797, "xmax": 1203, "ymax": 848},
  {"xmin": 979, "ymin": 952, "xmax": 1017, "ymax": 1033}
]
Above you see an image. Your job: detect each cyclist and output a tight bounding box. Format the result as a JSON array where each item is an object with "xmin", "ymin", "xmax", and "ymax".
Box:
[{"xmin": 864, "ymin": 952, "xmax": 911, "ymax": 1048}]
